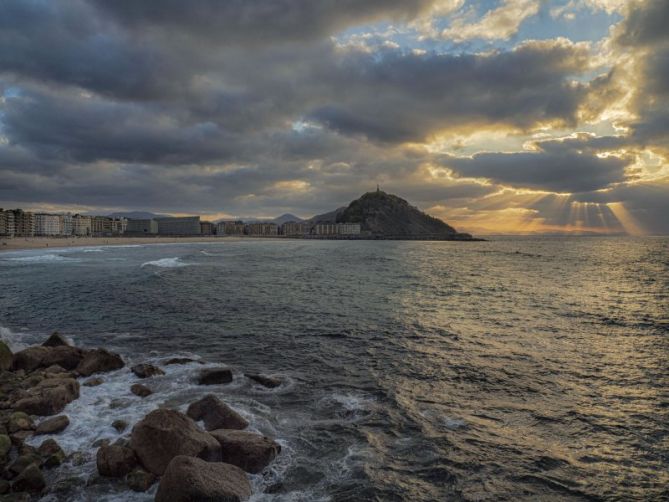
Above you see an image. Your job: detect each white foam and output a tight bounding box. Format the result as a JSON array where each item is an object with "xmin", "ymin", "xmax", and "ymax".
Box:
[
  {"xmin": 140, "ymin": 257, "xmax": 188, "ymax": 268},
  {"xmin": 0, "ymin": 325, "xmax": 33, "ymax": 351},
  {"xmin": 4, "ymin": 253, "xmax": 80, "ymax": 264}
]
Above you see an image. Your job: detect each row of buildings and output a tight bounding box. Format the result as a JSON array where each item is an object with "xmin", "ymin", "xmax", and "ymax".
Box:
[{"xmin": 0, "ymin": 209, "xmax": 361, "ymax": 238}]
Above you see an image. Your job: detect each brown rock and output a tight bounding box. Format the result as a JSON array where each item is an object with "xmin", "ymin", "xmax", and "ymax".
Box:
[
  {"xmin": 129, "ymin": 409, "xmax": 221, "ymax": 475},
  {"xmin": 112, "ymin": 419, "xmax": 128, "ymax": 433},
  {"xmin": 131, "ymin": 363, "xmax": 165, "ymax": 379},
  {"xmin": 198, "ymin": 368, "xmax": 233, "ymax": 385},
  {"xmin": 7, "ymin": 412, "xmax": 34, "ymax": 434},
  {"xmin": 10, "ymin": 431, "xmax": 33, "ymax": 447},
  {"xmin": 126, "ymin": 467, "xmax": 157, "ymax": 492},
  {"xmin": 130, "ymin": 384, "xmax": 152, "ymax": 398},
  {"xmin": 10, "ymin": 463, "xmax": 45, "ymax": 493},
  {"xmin": 186, "ymin": 395, "xmax": 248, "ymax": 431},
  {"xmin": 42, "ymin": 332, "xmax": 70, "ymax": 348},
  {"xmin": 14, "ymin": 378, "xmax": 80, "ymax": 416},
  {"xmin": 38, "ymin": 438, "xmax": 65, "ymax": 468},
  {"xmin": 12, "ymin": 346, "xmax": 84, "ymax": 372},
  {"xmin": 96, "ymin": 444, "xmax": 137, "ymax": 477},
  {"xmin": 155, "ymin": 455, "xmax": 251, "ymax": 502},
  {"xmin": 245, "ymin": 373, "xmax": 282, "ymax": 388},
  {"xmin": 76, "ymin": 349, "xmax": 124, "ymax": 376},
  {"xmin": 0, "ymin": 342, "xmax": 12, "ymax": 372},
  {"xmin": 210, "ymin": 430, "xmax": 281, "ymax": 474},
  {"xmin": 7, "ymin": 453, "xmax": 40, "ymax": 477},
  {"xmin": 165, "ymin": 357, "xmax": 201, "ymax": 365},
  {"xmin": 83, "ymin": 377, "xmax": 104, "ymax": 387},
  {"xmin": 35, "ymin": 415, "xmax": 69, "ymax": 435}
]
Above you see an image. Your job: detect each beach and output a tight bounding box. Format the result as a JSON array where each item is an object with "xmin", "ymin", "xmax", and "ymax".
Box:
[{"xmin": 0, "ymin": 236, "xmax": 232, "ymax": 253}]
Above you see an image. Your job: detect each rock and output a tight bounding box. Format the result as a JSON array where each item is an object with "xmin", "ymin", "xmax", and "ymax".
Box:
[
  {"xmin": 7, "ymin": 454, "xmax": 40, "ymax": 477},
  {"xmin": 9, "ymin": 431, "xmax": 33, "ymax": 447},
  {"xmin": 130, "ymin": 384, "xmax": 152, "ymax": 398},
  {"xmin": 92, "ymin": 438, "xmax": 110, "ymax": 449},
  {"xmin": 10, "ymin": 463, "xmax": 45, "ymax": 493},
  {"xmin": 14, "ymin": 378, "xmax": 80, "ymax": 416},
  {"xmin": 210, "ymin": 430, "xmax": 281, "ymax": 474},
  {"xmin": 76, "ymin": 349, "xmax": 124, "ymax": 376},
  {"xmin": 83, "ymin": 377, "xmax": 104, "ymax": 387},
  {"xmin": 129, "ymin": 409, "xmax": 221, "ymax": 475},
  {"xmin": 38, "ymin": 438, "xmax": 65, "ymax": 468},
  {"xmin": 131, "ymin": 363, "xmax": 165, "ymax": 379},
  {"xmin": 0, "ymin": 435, "xmax": 10, "ymax": 460},
  {"xmin": 7, "ymin": 412, "xmax": 34, "ymax": 434},
  {"xmin": 155, "ymin": 455, "xmax": 251, "ymax": 502},
  {"xmin": 245, "ymin": 373, "xmax": 282, "ymax": 388},
  {"xmin": 0, "ymin": 342, "xmax": 11, "ymax": 372},
  {"xmin": 198, "ymin": 368, "xmax": 233, "ymax": 385},
  {"xmin": 186, "ymin": 395, "xmax": 248, "ymax": 431},
  {"xmin": 0, "ymin": 479, "xmax": 8, "ymax": 494},
  {"xmin": 42, "ymin": 332, "xmax": 70, "ymax": 347},
  {"xmin": 96, "ymin": 444, "xmax": 137, "ymax": 478},
  {"xmin": 112, "ymin": 419, "xmax": 128, "ymax": 433},
  {"xmin": 126, "ymin": 467, "xmax": 157, "ymax": 492},
  {"xmin": 165, "ymin": 357, "xmax": 201, "ymax": 365},
  {"xmin": 35, "ymin": 415, "xmax": 69, "ymax": 435},
  {"xmin": 12, "ymin": 346, "xmax": 84, "ymax": 372}
]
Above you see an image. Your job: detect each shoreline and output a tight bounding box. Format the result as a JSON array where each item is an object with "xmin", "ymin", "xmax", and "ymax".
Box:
[{"xmin": 0, "ymin": 236, "xmax": 234, "ymax": 253}]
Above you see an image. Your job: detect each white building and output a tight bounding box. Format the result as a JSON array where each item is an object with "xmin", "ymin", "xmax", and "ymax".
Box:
[
  {"xmin": 61, "ymin": 214, "xmax": 73, "ymax": 236},
  {"xmin": 72, "ymin": 214, "xmax": 92, "ymax": 236},
  {"xmin": 35, "ymin": 214, "xmax": 62, "ymax": 236}
]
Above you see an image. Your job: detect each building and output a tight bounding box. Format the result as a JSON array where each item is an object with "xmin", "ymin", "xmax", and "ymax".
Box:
[
  {"xmin": 336, "ymin": 223, "xmax": 361, "ymax": 235},
  {"xmin": 126, "ymin": 219, "xmax": 158, "ymax": 235},
  {"xmin": 156, "ymin": 216, "xmax": 201, "ymax": 235},
  {"xmin": 72, "ymin": 214, "xmax": 92, "ymax": 236},
  {"xmin": 91, "ymin": 216, "xmax": 113, "ymax": 236},
  {"xmin": 247, "ymin": 223, "xmax": 278, "ymax": 236},
  {"xmin": 111, "ymin": 218, "xmax": 127, "ymax": 235},
  {"xmin": 313, "ymin": 223, "xmax": 338, "ymax": 236},
  {"xmin": 200, "ymin": 221, "xmax": 215, "ymax": 235},
  {"xmin": 0, "ymin": 209, "xmax": 15, "ymax": 237},
  {"xmin": 11, "ymin": 209, "xmax": 35, "ymax": 237},
  {"xmin": 216, "ymin": 221, "xmax": 245, "ymax": 236},
  {"xmin": 35, "ymin": 213, "xmax": 62, "ymax": 236},
  {"xmin": 61, "ymin": 214, "xmax": 73, "ymax": 236},
  {"xmin": 313, "ymin": 223, "xmax": 361, "ymax": 236},
  {"xmin": 281, "ymin": 222, "xmax": 310, "ymax": 236}
]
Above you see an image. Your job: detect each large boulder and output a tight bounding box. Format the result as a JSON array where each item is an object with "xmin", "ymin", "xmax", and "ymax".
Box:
[
  {"xmin": 129, "ymin": 409, "xmax": 221, "ymax": 475},
  {"xmin": 12, "ymin": 346, "xmax": 84, "ymax": 372},
  {"xmin": 131, "ymin": 363, "xmax": 165, "ymax": 379},
  {"xmin": 0, "ymin": 341, "xmax": 12, "ymax": 372},
  {"xmin": 35, "ymin": 415, "xmax": 69, "ymax": 435},
  {"xmin": 76, "ymin": 349, "xmax": 124, "ymax": 377},
  {"xmin": 155, "ymin": 455, "xmax": 251, "ymax": 502},
  {"xmin": 10, "ymin": 463, "xmax": 45, "ymax": 493},
  {"xmin": 210, "ymin": 430, "xmax": 281, "ymax": 474},
  {"xmin": 7, "ymin": 412, "xmax": 34, "ymax": 433},
  {"xmin": 42, "ymin": 332, "xmax": 70, "ymax": 348},
  {"xmin": 13, "ymin": 378, "xmax": 79, "ymax": 416},
  {"xmin": 245, "ymin": 373, "xmax": 281, "ymax": 388},
  {"xmin": 96, "ymin": 444, "xmax": 137, "ymax": 478},
  {"xmin": 37, "ymin": 438, "xmax": 65, "ymax": 468},
  {"xmin": 198, "ymin": 368, "xmax": 233, "ymax": 385},
  {"xmin": 186, "ymin": 395, "xmax": 248, "ymax": 431},
  {"xmin": 130, "ymin": 384, "xmax": 152, "ymax": 398}
]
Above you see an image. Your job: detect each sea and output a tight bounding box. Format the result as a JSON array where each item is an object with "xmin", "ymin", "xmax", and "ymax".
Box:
[{"xmin": 0, "ymin": 237, "xmax": 667, "ymax": 501}]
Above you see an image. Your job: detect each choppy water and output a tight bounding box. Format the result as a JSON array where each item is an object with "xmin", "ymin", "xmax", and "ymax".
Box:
[{"xmin": 0, "ymin": 237, "xmax": 667, "ymax": 501}]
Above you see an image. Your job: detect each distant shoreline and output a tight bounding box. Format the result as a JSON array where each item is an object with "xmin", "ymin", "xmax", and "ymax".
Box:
[{"xmin": 0, "ymin": 236, "xmax": 235, "ymax": 253}]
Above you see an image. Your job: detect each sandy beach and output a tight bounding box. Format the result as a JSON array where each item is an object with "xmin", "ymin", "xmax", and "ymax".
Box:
[{"xmin": 0, "ymin": 236, "xmax": 233, "ymax": 253}]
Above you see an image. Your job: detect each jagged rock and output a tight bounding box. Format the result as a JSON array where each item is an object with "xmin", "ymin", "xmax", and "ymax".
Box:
[
  {"xmin": 210, "ymin": 430, "xmax": 281, "ymax": 474},
  {"xmin": 14, "ymin": 378, "xmax": 79, "ymax": 416},
  {"xmin": 245, "ymin": 373, "xmax": 282, "ymax": 388},
  {"xmin": 130, "ymin": 384, "xmax": 152, "ymax": 398},
  {"xmin": 12, "ymin": 346, "xmax": 84, "ymax": 372},
  {"xmin": 83, "ymin": 377, "xmax": 104, "ymax": 387},
  {"xmin": 129, "ymin": 409, "xmax": 221, "ymax": 475},
  {"xmin": 0, "ymin": 435, "xmax": 11, "ymax": 460},
  {"xmin": 198, "ymin": 368, "xmax": 233, "ymax": 385},
  {"xmin": 38, "ymin": 439, "xmax": 65, "ymax": 468},
  {"xmin": 186, "ymin": 395, "xmax": 248, "ymax": 431},
  {"xmin": 42, "ymin": 333, "xmax": 70, "ymax": 348},
  {"xmin": 131, "ymin": 363, "xmax": 165, "ymax": 379},
  {"xmin": 10, "ymin": 463, "xmax": 45, "ymax": 493},
  {"xmin": 76, "ymin": 349, "xmax": 124, "ymax": 377},
  {"xmin": 35, "ymin": 415, "xmax": 69, "ymax": 435},
  {"xmin": 0, "ymin": 342, "xmax": 11, "ymax": 372},
  {"xmin": 7, "ymin": 412, "xmax": 34, "ymax": 434},
  {"xmin": 112, "ymin": 419, "xmax": 128, "ymax": 433},
  {"xmin": 155, "ymin": 455, "xmax": 251, "ymax": 502},
  {"xmin": 126, "ymin": 467, "xmax": 157, "ymax": 492},
  {"xmin": 96, "ymin": 444, "xmax": 137, "ymax": 478}
]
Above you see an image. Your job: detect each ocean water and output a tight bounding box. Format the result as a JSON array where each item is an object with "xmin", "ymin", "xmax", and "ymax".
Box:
[{"xmin": 0, "ymin": 237, "xmax": 667, "ymax": 501}]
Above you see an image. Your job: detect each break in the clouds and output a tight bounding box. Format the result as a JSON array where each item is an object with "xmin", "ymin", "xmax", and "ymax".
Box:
[{"xmin": 0, "ymin": 0, "xmax": 667, "ymax": 234}]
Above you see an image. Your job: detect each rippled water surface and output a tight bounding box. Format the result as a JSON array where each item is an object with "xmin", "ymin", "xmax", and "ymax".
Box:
[{"xmin": 0, "ymin": 237, "xmax": 667, "ymax": 501}]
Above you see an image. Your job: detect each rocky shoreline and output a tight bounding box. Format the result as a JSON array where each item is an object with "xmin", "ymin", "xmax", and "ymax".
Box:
[{"xmin": 0, "ymin": 333, "xmax": 282, "ymax": 500}]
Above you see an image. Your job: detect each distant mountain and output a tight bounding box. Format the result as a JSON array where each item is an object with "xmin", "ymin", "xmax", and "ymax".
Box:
[
  {"xmin": 217, "ymin": 213, "xmax": 305, "ymax": 224},
  {"xmin": 272, "ymin": 213, "xmax": 304, "ymax": 224},
  {"xmin": 314, "ymin": 190, "xmax": 475, "ymax": 240},
  {"xmin": 107, "ymin": 211, "xmax": 166, "ymax": 219}
]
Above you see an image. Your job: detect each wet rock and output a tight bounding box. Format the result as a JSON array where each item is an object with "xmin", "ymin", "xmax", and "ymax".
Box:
[
  {"xmin": 76, "ymin": 349, "xmax": 124, "ymax": 377},
  {"xmin": 9, "ymin": 431, "xmax": 33, "ymax": 447},
  {"xmin": 0, "ymin": 342, "xmax": 11, "ymax": 372},
  {"xmin": 35, "ymin": 415, "xmax": 69, "ymax": 435},
  {"xmin": 14, "ymin": 378, "xmax": 79, "ymax": 416},
  {"xmin": 165, "ymin": 357, "xmax": 201, "ymax": 365},
  {"xmin": 130, "ymin": 384, "xmax": 152, "ymax": 398},
  {"xmin": 12, "ymin": 346, "xmax": 84, "ymax": 372},
  {"xmin": 131, "ymin": 363, "xmax": 165, "ymax": 379},
  {"xmin": 126, "ymin": 467, "xmax": 157, "ymax": 492},
  {"xmin": 92, "ymin": 438, "xmax": 110, "ymax": 449},
  {"xmin": 96, "ymin": 444, "xmax": 137, "ymax": 478},
  {"xmin": 10, "ymin": 463, "xmax": 45, "ymax": 493},
  {"xmin": 198, "ymin": 368, "xmax": 233, "ymax": 385},
  {"xmin": 83, "ymin": 377, "xmax": 104, "ymax": 387},
  {"xmin": 38, "ymin": 439, "xmax": 65, "ymax": 468},
  {"xmin": 155, "ymin": 455, "xmax": 251, "ymax": 502},
  {"xmin": 0, "ymin": 435, "xmax": 10, "ymax": 460},
  {"xmin": 210, "ymin": 430, "xmax": 281, "ymax": 474},
  {"xmin": 7, "ymin": 412, "xmax": 34, "ymax": 434},
  {"xmin": 186, "ymin": 394, "xmax": 249, "ymax": 431},
  {"xmin": 42, "ymin": 332, "xmax": 70, "ymax": 348},
  {"xmin": 7, "ymin": 454, "xmax": 40, "ymax": 477},
  {"xmin": 245, "ymin": 373, "xmax": 282, "ymax": 388},
  {"xmin": 130, "ymin": 408, "xmax": 221, "ymax": 475},
  {"xmin": 112, "ymin": 419, "xmax": 128, "ymax": 433}
]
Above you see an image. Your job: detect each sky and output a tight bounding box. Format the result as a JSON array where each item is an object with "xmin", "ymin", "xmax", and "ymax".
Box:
[{"xmin": 0, "ymin": 0, "xmax": 668, "ymax": 235}]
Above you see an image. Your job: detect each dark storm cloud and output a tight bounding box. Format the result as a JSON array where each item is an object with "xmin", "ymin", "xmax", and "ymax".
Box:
[
  {"xmin": 615, "ymin": 0, "xmax": 669, "ymax": 48},
  {"xmin": 443, "ymin": 135, "xmax": 631, "ymax": 193}
]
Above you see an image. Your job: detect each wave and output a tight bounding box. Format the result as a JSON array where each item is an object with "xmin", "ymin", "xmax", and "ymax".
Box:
[
  {"xmin": 3, "ymin": 253, "xmax": 80, "ymax": 264},
  {"xmin": 140, "ymin": 257, "xmax": 189, "ymax": 268}
]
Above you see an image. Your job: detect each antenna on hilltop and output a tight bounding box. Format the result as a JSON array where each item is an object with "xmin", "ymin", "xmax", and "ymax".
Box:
[{"xmin": 376, "ymin": 184, "xmax": 380, "ymax": 193}]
